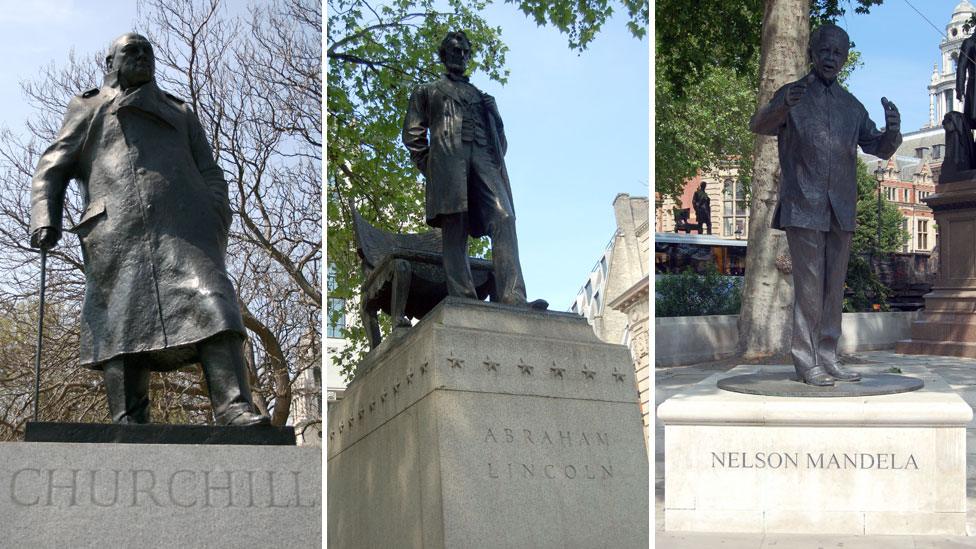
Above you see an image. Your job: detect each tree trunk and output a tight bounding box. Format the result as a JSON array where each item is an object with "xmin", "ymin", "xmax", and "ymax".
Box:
[{"xmin": 738, "ymin": 0, "xmax": 809, "ymax": 358}]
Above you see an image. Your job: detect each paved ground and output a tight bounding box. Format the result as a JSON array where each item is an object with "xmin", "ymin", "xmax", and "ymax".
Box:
[{"xmin": 655, "ymin": 350, "xmax": 976, "ymax": 548}]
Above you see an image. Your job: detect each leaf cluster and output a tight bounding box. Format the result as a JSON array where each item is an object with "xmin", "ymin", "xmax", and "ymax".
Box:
[{"xmin": 655, "ymin": 265, "xmax": 743, "ymax": 317}]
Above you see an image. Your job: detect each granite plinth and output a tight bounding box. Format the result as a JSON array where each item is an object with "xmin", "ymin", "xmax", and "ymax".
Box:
[
  {"xmin": 24, "ymin": 422, "xmax": 296, "ymax": 445},
  {"xmin": 658, "ymin": 364, "xmax": 972, "ymax": 536},
  {"xmin": 717, "ymin": 372, "xmax": 923, "ymax": 397},
  {"xmin": 0, "ymin": 442, "xmax": 320, "ymax": 547},
  {"xmin": 898, "ymin": 176, "xmax": 976, "ymax": 357},
  {"xmin": 327, "ymin": 297, "xmax": 649, "ymax": 549}
]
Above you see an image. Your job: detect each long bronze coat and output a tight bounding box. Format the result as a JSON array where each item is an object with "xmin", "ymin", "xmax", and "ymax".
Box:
[
  {"xmin": 29, "ymin": 80, "xmax": 245, "ymax": 369},
  {"xmin": 402, "ymin": 76, "xmax": 512, "ymax": 237}
]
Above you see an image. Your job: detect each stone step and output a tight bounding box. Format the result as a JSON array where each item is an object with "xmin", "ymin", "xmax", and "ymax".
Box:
[{"xmin": 896, "ymin": 339, "xmax": 976, "ymax": 359}]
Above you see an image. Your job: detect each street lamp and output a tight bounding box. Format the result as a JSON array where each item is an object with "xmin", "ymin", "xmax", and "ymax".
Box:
[{"xmin": 874, "ymin": 161, "xmax": 885, "ymax": 260}]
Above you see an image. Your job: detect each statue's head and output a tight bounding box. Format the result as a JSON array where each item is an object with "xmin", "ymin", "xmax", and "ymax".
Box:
[
  {"xmin": 808, "ymin": 24, "xmax": 850, "ymax": 83},
  {"xmin": 439, "ymin": 31, "xmax": 471, "ymax": 76},
  {"xmin": 106, "ymin": 33, "xmax": 155, "ymax": 89},
  {"xmin": 699, "ymin": 182, "xmax": 707, "ymax": 191}
]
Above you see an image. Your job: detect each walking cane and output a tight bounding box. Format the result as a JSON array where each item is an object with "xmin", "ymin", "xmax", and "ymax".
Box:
[{"xmin": 32, "ymin": 247, "xmax": 47, "ymax": 422}]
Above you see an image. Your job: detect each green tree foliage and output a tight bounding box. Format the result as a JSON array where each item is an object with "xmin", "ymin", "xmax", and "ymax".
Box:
[
  {"xmin": 327, "ymin": 0, "xmax": 648, "ymax": 379},
  {"xmin": 852, "ymin": 159, "xmax": 911, "ymax": 255},
  {"xmin": 843, "ymin": 158, "xmax": 911, "ymax": 312},
  {"xmin": 655, "ymin": 265, "xmax": 743, "ymax": 317},
  {"xmin": 510, "ymin": 0, "xmax": 647, "ymax": 49},
  {"xmin": 655, "ymin": 57, "xmax": 757, "ymax": 202}
]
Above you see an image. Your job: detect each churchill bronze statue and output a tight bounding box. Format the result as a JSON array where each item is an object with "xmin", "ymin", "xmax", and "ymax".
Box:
[
  {"xmin": 750, "ymin": 24, "xmax": 901, "ymax": 386},
  {"xmin": 402, "ymin": 31, "xmax": 546, "ymax": 311},
  {"xmin": 29, "ymin": 33, "xmax": 269, "ymax": 426}
]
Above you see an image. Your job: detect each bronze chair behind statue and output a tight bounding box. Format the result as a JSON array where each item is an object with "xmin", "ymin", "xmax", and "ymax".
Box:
[{"xmin": 351, "ymin": 206, "xmax": 494, "ymax": 349}]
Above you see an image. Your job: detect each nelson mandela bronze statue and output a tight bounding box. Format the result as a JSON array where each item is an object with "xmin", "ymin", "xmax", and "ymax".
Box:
[
  {"xmin": 402, "ymin": 31, "xmax": 546, "ymax": 310},
  {"xmin": 29, "ymin": 33, "xmax": 269, "ymax": 426},
  {"xmin": 750, "ymin": 24, "xmax": 901, "ymax": 386}
]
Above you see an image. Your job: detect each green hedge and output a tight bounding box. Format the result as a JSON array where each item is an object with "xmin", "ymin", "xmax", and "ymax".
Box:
[{"xmin": 656, "ymin": 266, "xmax": 742, "ymax": 317}]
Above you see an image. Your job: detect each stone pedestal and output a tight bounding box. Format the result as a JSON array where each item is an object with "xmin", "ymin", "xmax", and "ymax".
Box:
[
  {"xmin": 327, "ymin": 298, "xmax": 649, "ymax": 549},
  {"xmin": 658, "ymin": 364, "xmax": 971, "ymax": 536},
  {"xmin": 0, "ymin": 442, "xmax": 320, "ymax": 546},
  {"xmin": 898, "ymin": 176, "xmax": 976, "ymax": 357}
]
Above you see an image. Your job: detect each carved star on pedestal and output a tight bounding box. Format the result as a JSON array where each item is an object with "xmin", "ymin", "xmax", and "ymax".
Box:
[
  {"xmin": 406, "ymin": 369, "xmax": 415, "ymax": 384},
  {"xmin": 380, "ymin": 391, "xmax": 388, "ymax": 403},
  {"xmin": 517, "ymin": 359, "xmax": 533, "ymax": 376},
  {"xmin": 330, "ymin": 431, "xmax": 335, "ymax": 441},
  {"xmin": 550, "ymin": 361, "xmax": 565, "ymax": 378},
  {"xmin": 447, "ymin": 355, "xmax": 464, "ymax": 369},
  {"xmin": 369, "ymin": 401, "xmax": 376, "ymax": 412},
  {"xmin": 393, "ymin": 379, "xmax": 401, "ymax": 393},
  {"xmin": 420, "ymin": 361, "xmax": 429, "ymax": 374},
  {"xmin": 612, "ymin": 369, "xmax": 626, "ymax": 382},
  {"xmin": 358, "ymin": 409, "xmax": 365, "ymax": 420},
  {"xmin": 348, "ymin": 418, "xmax": 354, "ymax": 428},
  {"xmin": 339, "ymin": 425, "xmax": 343, "ymax": 433},
  {"xmin": 483, "ymin": 356, "xmax": 499, "ymax": 372},
  {"xmin": 581, "ymin": 366, "xmax": 596, "ymax": 380}
]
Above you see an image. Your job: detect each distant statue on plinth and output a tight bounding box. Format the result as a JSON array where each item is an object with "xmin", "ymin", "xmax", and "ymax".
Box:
[{"xmin": 692, "ymin": 182, "xmax": 712, "ymax": 235}]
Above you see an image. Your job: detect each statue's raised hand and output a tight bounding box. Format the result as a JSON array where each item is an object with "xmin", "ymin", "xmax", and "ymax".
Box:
[
  {"xmin": 786, "ymin": 74, "xmax": 815, "ymax": 107},
  {"xmin": 881, "ymin": 97, "xmax": 900, "ymax": 132}
]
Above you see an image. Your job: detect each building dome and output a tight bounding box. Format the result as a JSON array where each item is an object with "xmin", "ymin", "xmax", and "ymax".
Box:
[{"xmin": 952, "ymin": 0, "xmax": 975, "ymax": 22}]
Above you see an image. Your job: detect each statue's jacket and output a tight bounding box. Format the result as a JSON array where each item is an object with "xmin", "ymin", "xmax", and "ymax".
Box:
[
  {"xmin": 750, "ymin": 72, "xmax": 902, "ymax": 232},
  {"xmin": 402, "ymin": 75, "xmax": 513, "ymax": 237},
  {"xmin": 29, "ymin": 80, "xmax": 246, "ymax": 369}
]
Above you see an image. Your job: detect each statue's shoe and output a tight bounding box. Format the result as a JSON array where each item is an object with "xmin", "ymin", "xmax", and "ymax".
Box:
[
  {"xmin": 824, "ymin": 362, "xmax": 861, "ymax": 382},
  {"xmin": 528, "ymin": 299, "xmax": 549, "ymax": 310},
  {"xmin": 218, "ymin": 409, "xmax": 271, "ymax": 426},
  {"xmin": 798, "ymin": 366, "xmax": 834, "ymax": 387}
]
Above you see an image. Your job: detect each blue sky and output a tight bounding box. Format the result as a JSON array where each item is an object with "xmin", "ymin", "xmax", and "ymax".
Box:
[
  {"xmin": 474, "ymin": 5, "xmax": 648, "ymax": 309},
  {"xmin": 0, "ymin": 1, "xmax": 139, "ymax": 130},
  {"xmin": 844, "ymin": 0, "xmax": 970, "ymax": 132}
]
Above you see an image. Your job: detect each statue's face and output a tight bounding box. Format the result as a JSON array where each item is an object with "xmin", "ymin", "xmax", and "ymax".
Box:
[
  {"xmin": 809, "ymin": 31, "xmax": 849, "ymax": 83},
  {"xmin": 111, "ymin": 35, "xmax": 155, "ymax": 88},
  {"xmin": 441, "ymin": 36, "xmax": 471, "ymax": 75}
]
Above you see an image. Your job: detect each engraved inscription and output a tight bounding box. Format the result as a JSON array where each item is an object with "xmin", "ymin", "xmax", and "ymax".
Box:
[
  {"xmin": 7, "ymin": 468, "xmax": 320, "ymax": 509},
  {"xmin": 483, "ymin": 427, "xmax": 613, "ymax": 481},
  {"xmin": 710, "ymin": 451, "xmax": 919, "ymax": 470}
]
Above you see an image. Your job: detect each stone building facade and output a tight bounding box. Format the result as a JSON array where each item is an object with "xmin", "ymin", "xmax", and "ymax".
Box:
[{"xmin": 572, "ymin": 193, "xmax": 650, "ymax": 445}]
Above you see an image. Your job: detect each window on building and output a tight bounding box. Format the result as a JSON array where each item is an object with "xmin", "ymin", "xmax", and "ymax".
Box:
[
  {"xmin": 327, "ymin": 297, "xmax": 346, "ymax": 339},
  {"xmin": 885, "ymin": 186, "xmax": 897, "ymax": 201},
  {"xmin": 327, "ymin": 266, "xmax": 338, "ymax": 293},
  {"xmin": 947, "ymin": 90, "xmax": 955, "ymax": 113},
  {"xmin": 722, "ymin": 179, "xmax": 748, "ymax": 238},
  {"xmin": 918, "ymin": 219, "xmax": 928, "ymax": 250}
]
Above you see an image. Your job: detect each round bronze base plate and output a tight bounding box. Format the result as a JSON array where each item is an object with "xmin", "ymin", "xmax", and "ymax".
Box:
[{"xmin": 717, "ymin": 371, "xmax": 924, "ymax": 397}]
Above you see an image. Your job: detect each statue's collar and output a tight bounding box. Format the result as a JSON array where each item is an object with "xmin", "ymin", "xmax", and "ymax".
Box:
[
  {"xmin": 107, "ymin": 80, "xmax": 181, "ymax": 129},
  {"xmin": 444, "ymin": 72, "xmax": 470, "ymax": 83}
]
